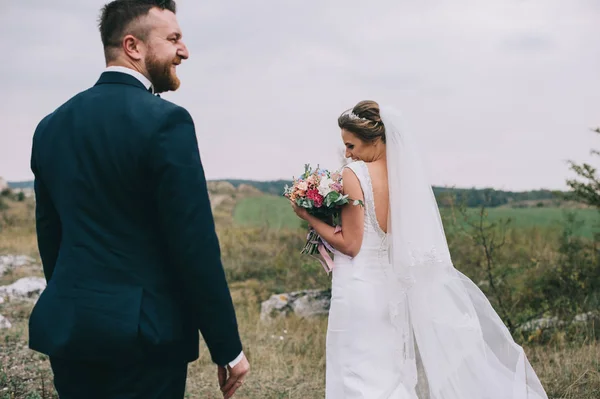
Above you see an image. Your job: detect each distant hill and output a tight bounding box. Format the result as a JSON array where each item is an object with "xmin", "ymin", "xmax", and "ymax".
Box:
[
  {"xmin": 223, "ymin": 179, "xmax": 292, "ymax": 196},
  {"xmin": 7, "ymin": 180, "xmax": 34, "ymax": 190},
  {"xmin": 432, "ymin": 187, "xmax": 563, "ymax": 208},
  {"xmin": 227, "ymin": 180, "xmax": 566, "ymax": 208},
  {"xmin": 7, "ymin": 179, "xmax": 570, "ymax": 208},
  {"xmin": 7, "ymin": 179, "xmax": 288, "ymax": 195}
]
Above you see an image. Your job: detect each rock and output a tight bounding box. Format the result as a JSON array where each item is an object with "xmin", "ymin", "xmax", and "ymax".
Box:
[
  {"xmin": 0, "ymin": 314, "xmax": 11, "ymax": 329},
  {"xmin": 0, "ymin": 277, "xmax": 46, "ymax": 302},
  {"xmin": 517, "ymin": 311, "xmax": 600, "ymax": 333},
  {"xmin": 0, "ymin": 255, "xmax": 36, "ymax": 275},
  {"xmin": 518, "ymin": 317, "xmax": 563, "ymax": 332},
  {"xmin": 260, "ymin": 289, "xmax": 331, "ymax": 321},
  {"xmin": 573, "ymin": 311, "xmax": 600, "ymax": 324}
]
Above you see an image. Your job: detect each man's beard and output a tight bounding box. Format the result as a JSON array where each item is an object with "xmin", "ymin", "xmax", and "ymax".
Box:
[{"xmin": 145, "ymin": 52, "xmax": 181, "ymax": 94}]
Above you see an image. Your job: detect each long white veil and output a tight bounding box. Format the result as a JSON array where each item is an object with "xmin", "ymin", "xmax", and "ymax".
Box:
[{"xmin": 381, "ymin": 105, "xmax": 548, "ymax": 399}]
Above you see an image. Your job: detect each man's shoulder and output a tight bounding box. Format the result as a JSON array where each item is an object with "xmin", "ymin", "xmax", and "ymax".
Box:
[
  {"xmin": 33, "ymin": 89, "xmax": 91, "ymax": 136},
  {"xmin": 33, "ymin": 86, "xmax": 194, "ymax": 142},
  {"xmin": 148, "ymin": 94, "xmax": 191, "ymax": 115},
  {"xmin": 144, "ymin": 95, "xmax": 194, "ymax": 126}
]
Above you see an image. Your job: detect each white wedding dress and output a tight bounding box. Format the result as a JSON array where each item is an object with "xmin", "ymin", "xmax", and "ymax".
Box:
[
  {"xmin": 325, "ymin": 106, "xmax": 549, "ymax": 399},
  {"xmin": 327, "ymin": 160, "xmax": 416, "ymax": 398}
]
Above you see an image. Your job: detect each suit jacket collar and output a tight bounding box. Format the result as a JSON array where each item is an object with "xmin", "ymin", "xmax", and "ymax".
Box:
[{"xmin": 94, "ymin": 71, "xmax": 151, "ymax": 92}]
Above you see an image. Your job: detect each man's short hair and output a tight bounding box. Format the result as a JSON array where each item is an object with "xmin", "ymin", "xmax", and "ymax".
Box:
[{"xmin": 98, "ymin": 0, "xmax": 177, "ymax": 62}]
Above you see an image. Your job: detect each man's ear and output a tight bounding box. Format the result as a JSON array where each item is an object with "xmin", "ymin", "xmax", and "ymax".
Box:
[{"xmin": 122, "ymin": 35, "xmax": 144, "ymax": 61}]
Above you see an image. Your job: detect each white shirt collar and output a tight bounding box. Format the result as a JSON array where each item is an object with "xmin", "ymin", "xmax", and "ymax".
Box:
[{"xmin": 105, "ymin": 66, "xmax": 154, "ymax": 93}]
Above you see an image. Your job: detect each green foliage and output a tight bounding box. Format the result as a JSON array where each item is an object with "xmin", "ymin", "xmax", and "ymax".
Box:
[
  {"xmin": 235, "ymin": 195, "xmax": 600, "ymax": 237},
  {"xmin": 567, "ymin": 128, "xmax": 600, "ymax": 208},
  {"xmin": 434, "ymin": 186, "xmax": 558, "ymax": 208},
  {"xmin": 6, "ymin": 181, "xmax": 33, "ymax": 190},
  {"xmin": 218, "ymin": 179, "xmax": 294, "ymax": 196},
  {"xmin": 217, "ymin": 226, "xmax": 330, "ymax": 297},
  {"xmin": 10, "ymin": 177, "xmax": 568, "ymax": 208},
  {"xmin": 445, "ymin": 207, "xmax": 600, "ymax": 239},
  {"xmin": 0, "ymin": 189, "xmax": 26, "ymax": 203},
  {"xmin": 450, "ymin": 197, "xmax": 517, "ymax": 330},
  {"xmin": 446, "ymin": 196, "xmax": 600, "ymax": 342},
  {"xmin": 216, "ymin": 178, "xmax": 565, "ymax": 208},
  {"xmin": 524, "ymin": 212, "xmax": 600, "ymax": 321},
  {"xmin": 234, "ymin": 196, "xmax": 300, "ymax": 229},
  {"xmin": 232, "ymin": 191, "xmax": 599, "ymax": 343}
]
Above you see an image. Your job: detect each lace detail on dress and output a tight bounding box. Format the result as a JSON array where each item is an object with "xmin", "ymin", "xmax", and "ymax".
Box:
[{"xmin": 408, "ymin": 245, "xmax": 446, "ymax": 268}]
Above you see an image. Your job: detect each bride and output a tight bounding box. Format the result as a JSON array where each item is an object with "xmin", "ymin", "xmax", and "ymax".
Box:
[{"xmin": 290, "ymin": 100, "xmax": 549, "ymax": 398}]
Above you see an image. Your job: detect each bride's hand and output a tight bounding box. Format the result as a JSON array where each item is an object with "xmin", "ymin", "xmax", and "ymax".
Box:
[{"xmin": 289, "ymin": 200, "xmax": 309, "ymax": 220}]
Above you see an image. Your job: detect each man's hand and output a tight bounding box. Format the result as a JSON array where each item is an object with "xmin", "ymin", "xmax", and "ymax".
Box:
[{"xmin": 218, "ymin": 354, "xmax": 250, "ymax": 399}]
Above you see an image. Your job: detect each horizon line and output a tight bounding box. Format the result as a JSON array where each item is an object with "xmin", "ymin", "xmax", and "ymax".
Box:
[{"xmin": 4, "ymin": 177, "xmax": 571, "ymax": 194}]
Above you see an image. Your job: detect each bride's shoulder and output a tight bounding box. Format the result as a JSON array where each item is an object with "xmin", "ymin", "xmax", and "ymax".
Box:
[
  {"xmin": 341, "ymin": 164, "xmax": 363, "ymax": 198},
  {"xmin": 341, "ymin": 161, "xmax": 364, "ymax": 186},
  {"xmin": 342, "ymin": 160, "xmax": 366, "ymax": 172},
  {"xmin": 342, "ymin": 160, "xmax": 368, "ymax": 178}
]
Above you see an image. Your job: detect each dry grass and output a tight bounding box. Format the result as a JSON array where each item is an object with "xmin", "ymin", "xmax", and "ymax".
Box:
[
  {"xmin": 1, "ymin": 283, "xmax": 599, "ymax": 398},
  {"xmin": 527, "ymin": 340, "xmax": 600, "ymax": 399},
  {"xmin": 184, "ymin": 283, "xmax": 327, "ymax": 398},
  {"xmin": 0, "ymin": 197, "xmax": 38, "ymax": 259},
  {"xmin": 0, "ymin": 283, "xmax": 328, "ymax": 399},
  {"xmin": 1, "ymin": 195, "xmax": 599, "ymax": 398}
]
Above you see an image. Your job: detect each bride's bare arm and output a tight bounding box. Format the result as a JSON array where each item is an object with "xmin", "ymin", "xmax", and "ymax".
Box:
[{"xmin": 291, "ymin": 168, "xmax": 365, "ymax": 257}]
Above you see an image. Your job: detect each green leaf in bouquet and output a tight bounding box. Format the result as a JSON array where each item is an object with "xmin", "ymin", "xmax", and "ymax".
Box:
[
  {"xmin": 333, "ymin": 213, "xmax": 342, "ymax": 226},
  {"xmin": 298, "ymin": 197, "xmax": 314, "ymax": 209},
  {"xmin": 353, "ymin": 199, "xmax": 365, "ymax": 207},
  {"xmin": 324, "ymin": 191, "xmax": 341, "ymax": 207},
  {"xmin": 334, "ymin": 194, "xmax": 350, "ymax": 206},
  {"xmin": 303, "ymin": 164, "xmax": 312, "ymax": 179}
]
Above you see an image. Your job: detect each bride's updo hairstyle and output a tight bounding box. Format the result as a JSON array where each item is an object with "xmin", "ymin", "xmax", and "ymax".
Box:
[{"xmin": 337, "ymin": 100, "xmax": 386, "ymax": 144}]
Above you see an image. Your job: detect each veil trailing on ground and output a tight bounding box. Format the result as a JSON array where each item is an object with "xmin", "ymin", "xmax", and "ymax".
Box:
[{"xmin": 381, "ymin": 105, "xmax": 548, "ymax": 399}]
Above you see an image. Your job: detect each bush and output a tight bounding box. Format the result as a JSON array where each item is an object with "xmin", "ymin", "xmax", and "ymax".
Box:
[
  {"xmin": 217, "ymin": 226, "xmax": 330, "ymax": 299},
  {"xmin": 445, "ymin": 197, "xmax": 599, "ymax": 342}
]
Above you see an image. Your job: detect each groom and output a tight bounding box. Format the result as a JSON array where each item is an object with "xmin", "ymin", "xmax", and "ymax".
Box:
[{"xmin": 28, "ymin": 0, "xmax": 249, "ymax": 398}]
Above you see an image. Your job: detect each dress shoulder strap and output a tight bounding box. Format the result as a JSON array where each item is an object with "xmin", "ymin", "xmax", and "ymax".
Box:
[{"xmin": 343, "ymin": 161, "xmax": 378, "ymax": 226}]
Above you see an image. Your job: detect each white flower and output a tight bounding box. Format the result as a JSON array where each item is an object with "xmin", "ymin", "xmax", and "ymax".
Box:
[
  {"xmin": 297, "ymin": 181, "xmax": 308, "ymax": 192},
  {"xmin": 318, "ymin": 177, "xmax": 334, "ymax": 197}
]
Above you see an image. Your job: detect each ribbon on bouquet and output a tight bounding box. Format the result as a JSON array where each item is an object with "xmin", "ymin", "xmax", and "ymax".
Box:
[{"xmin": 307, "ymin": 226, "xmax": 342, "ymax": 274}]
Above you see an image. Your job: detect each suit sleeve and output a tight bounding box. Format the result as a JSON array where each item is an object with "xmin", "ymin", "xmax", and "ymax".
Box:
[
  {"xmin": 31, "ymin": 137, "xmax": 62, "ymax": 282},
  {"xmin": 149, "ymin": 106, "xmax": 242, "ymax": 366}
]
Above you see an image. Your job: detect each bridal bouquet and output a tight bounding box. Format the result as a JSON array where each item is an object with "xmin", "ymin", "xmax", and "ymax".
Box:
[{"xmin": 284, "ymin": 164, "xmax": 362, "ymax": 273}]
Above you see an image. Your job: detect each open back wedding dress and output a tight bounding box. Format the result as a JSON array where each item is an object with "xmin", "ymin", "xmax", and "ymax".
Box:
[{"xmin": 326, "ymin": 106, "xmax": 548, "ymax": 399}]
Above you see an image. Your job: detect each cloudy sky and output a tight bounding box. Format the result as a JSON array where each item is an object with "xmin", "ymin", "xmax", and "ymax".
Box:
[{"xmin": 1, "ymin": 0, "xmax": 599, "ymax": 191}]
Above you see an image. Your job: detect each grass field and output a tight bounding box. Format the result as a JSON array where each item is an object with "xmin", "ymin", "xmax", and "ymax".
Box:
[
  {"xmin": 2, "ymin": 194, "xmax": 600, "ymax": 398},
  {"xmin": 233, "ymin": 196, "xmax": 300, "ymax": 230},
  {"xmin": 234, "ymin": 196, "xmax": 600, "ymax": 237}
]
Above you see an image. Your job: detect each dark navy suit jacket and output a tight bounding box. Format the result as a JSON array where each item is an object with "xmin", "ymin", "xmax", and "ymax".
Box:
[{"xmin": 28, "ymin": 71, "xmax": 242, "ymax": 366}]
